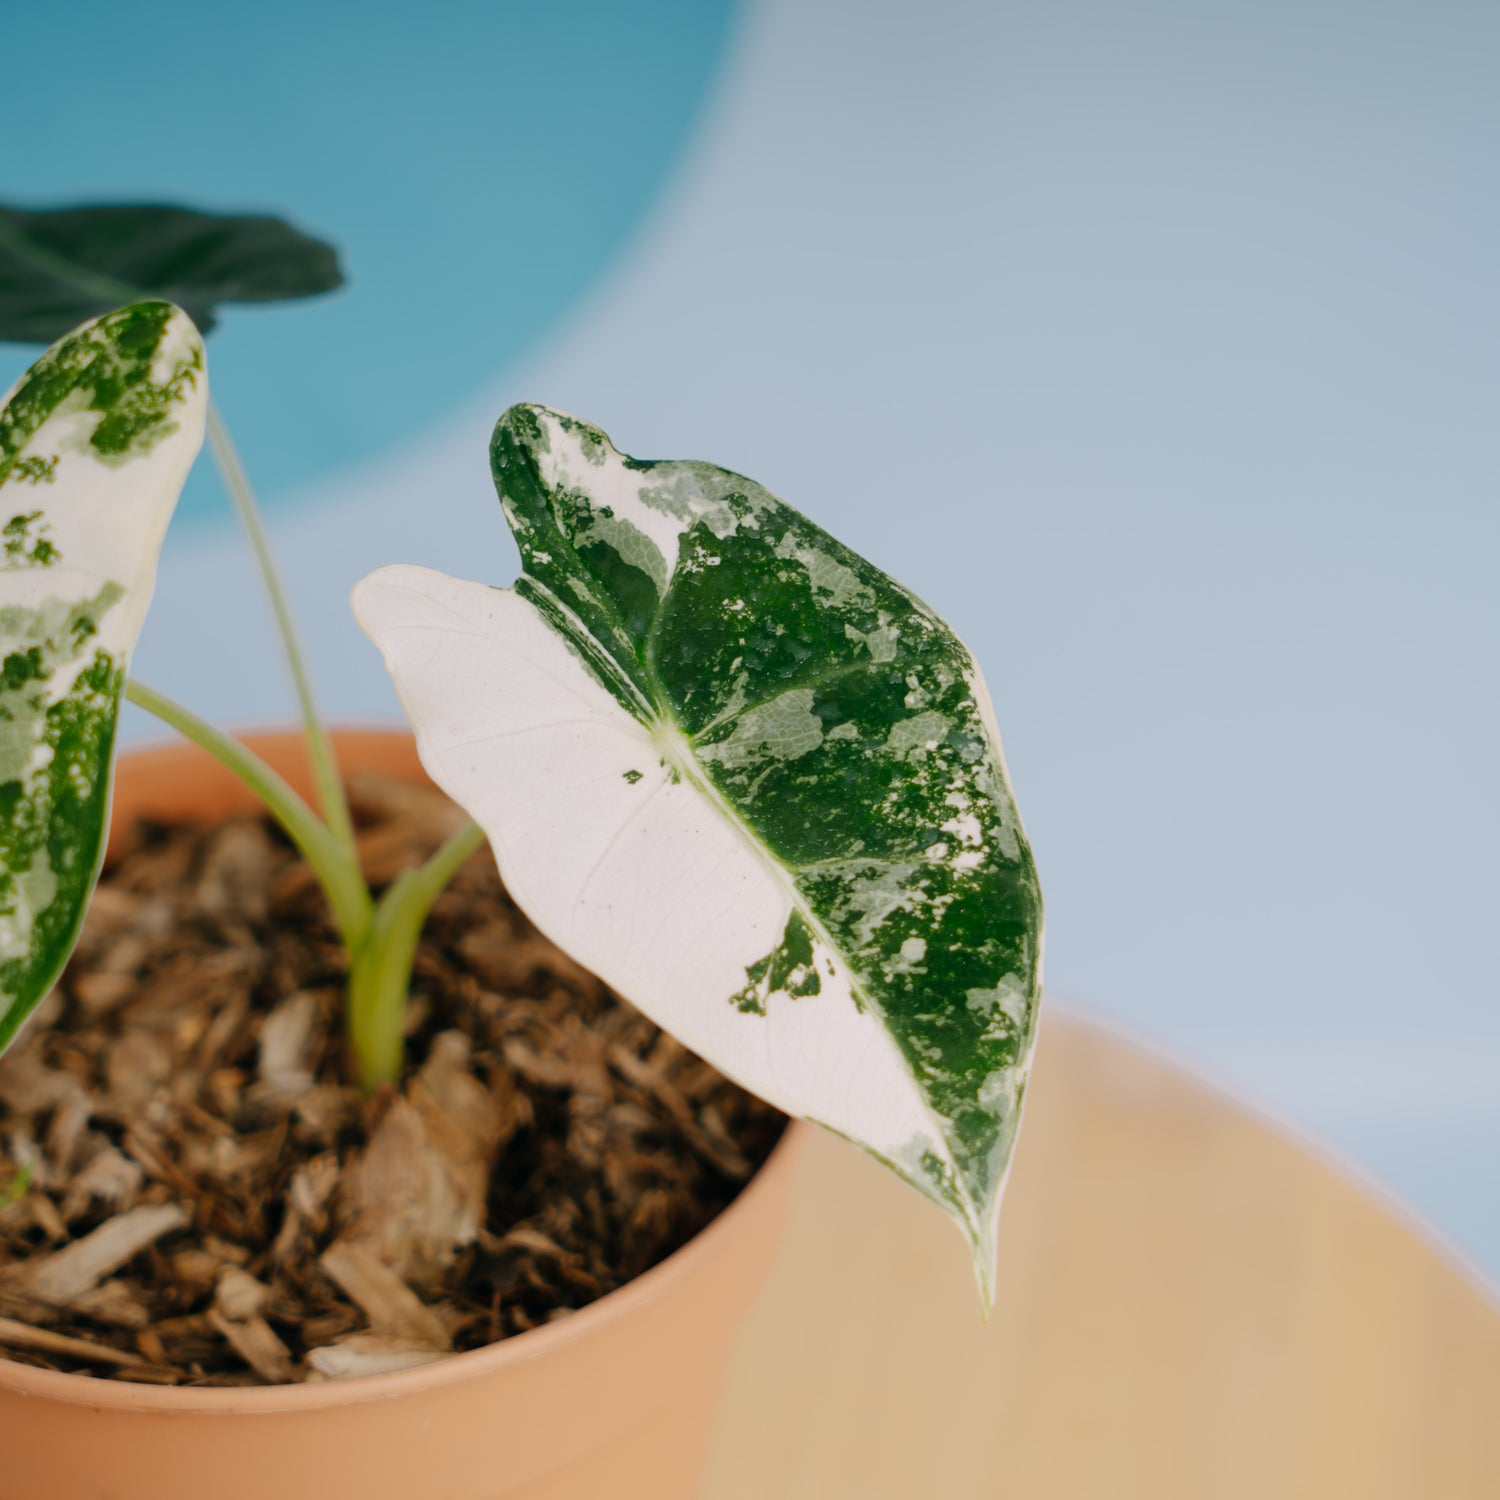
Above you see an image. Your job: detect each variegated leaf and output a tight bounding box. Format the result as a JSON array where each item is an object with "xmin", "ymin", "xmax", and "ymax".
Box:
[
  {"xmin": 0, "ymin": 303, "xmax": 205, "ymax": 1050},
  {"xmin": 354, "ymin": 404, "xmax": 1043, "ymax": 1300}
]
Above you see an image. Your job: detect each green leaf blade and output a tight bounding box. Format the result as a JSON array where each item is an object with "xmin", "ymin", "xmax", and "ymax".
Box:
[
  {"xmin": 0, "ymin": 303, "xmax": 206, "ymax": 1049},
  {"xmin": 0, "ymin": 204, "xmax": 343, "ymax": 344},
  {"xmin": 358, "ymin": 404, "xmax": 1044, "ymax": 1299}
]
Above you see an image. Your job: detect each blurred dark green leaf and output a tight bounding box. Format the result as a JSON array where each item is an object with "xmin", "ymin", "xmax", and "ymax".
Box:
[{"xmin": 0, "ymin": 203, "xmax": 344, "ymax": 344}]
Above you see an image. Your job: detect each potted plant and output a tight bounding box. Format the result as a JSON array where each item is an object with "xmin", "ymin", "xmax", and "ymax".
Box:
[{"xmin": 0, "ymin": 204, "xmax": 1043, "ymax": 1499}]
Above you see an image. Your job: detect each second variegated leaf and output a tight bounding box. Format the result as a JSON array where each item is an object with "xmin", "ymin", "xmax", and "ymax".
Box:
[
  {"xmin": 0, "ymin": 302, "xmax": 206, "ymax": 1049},
  {"xmin": 355, "ymin": 404, "xmax": 1044, "ymax": 1300}
]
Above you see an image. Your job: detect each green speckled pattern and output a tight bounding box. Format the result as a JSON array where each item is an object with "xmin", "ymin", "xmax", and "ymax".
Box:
[
  {"xmin": 494, "ymin": 405, "xmax": 1044, "ymax": 1286},
  {"xmin": 0, "ymin": 303, "xmax": 205, "ymax": 1050}
]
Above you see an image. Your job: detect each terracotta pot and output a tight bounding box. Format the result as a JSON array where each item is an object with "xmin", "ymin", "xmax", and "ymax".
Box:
[{"xmin": 0, "ymin": 729, "xmax": 803, "ymax": 1500}]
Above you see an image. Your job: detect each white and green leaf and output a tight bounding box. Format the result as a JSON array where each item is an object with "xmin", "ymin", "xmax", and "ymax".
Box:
[
  {"xmin": 0, "ymin": 302, "xmax": 205, "ymax": 1050},
  {"xmin": 354, "ymin": 404, "xmax": 1043, "ymax": 1300}
]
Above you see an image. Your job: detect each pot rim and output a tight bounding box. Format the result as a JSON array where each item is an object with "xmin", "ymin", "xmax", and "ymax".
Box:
[
  {"xmin": 0, "ymin": 725, "xmax": 807, "ymax": 1414},
  {"xmin": 0, "ymin": 1122, "xmax": 803, "ymax": 1413}
]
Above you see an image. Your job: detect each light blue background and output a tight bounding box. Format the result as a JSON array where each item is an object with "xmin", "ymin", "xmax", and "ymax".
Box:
[{"xmin": 4, "ymin": 1, "xmax": 1496, "ymax": 1281}]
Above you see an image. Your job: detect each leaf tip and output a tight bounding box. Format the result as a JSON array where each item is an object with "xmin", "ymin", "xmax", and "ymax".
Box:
[
  {"xmin": 967, "ymin": 1218, "xmax": 1000, "ymax": 1319},
  {"xmin": 491, "ymin": 400, "xmax": 544, "ymax": 447}
]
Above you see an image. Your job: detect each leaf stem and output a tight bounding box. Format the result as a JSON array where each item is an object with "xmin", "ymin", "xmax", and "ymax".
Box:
[
  {"xmin": 204, "ymin": 401, "xmax": 359, "ymax": 862},
  {"xmin": 346, "ymin": 820, "xmax": 486, "ymax": 1088},
  {"xmin": 123, "ymin": 678, "xmax": 373, "ymax": 950}
]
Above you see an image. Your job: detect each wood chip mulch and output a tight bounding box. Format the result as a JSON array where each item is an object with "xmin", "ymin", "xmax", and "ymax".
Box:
[{"xmin": 0, "ymin": 773, "xmax": 784, "ymax": 1386}]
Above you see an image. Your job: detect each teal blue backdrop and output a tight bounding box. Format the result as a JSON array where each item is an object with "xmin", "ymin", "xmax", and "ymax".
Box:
[{"xmin": 0, "ymin": 0, "xmax": 740, "ymax": 519}]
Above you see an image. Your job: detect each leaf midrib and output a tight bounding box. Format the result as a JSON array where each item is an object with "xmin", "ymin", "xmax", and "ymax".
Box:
[
  {"xmin": 689, "ymin": 657, "xmax": 872, "ymax": 742},
  {"xmin": 648, "ymin": 703, "xmax": 983, "ymax": 1240}
]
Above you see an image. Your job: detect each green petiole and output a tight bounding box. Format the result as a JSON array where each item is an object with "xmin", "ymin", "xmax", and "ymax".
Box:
[
  {"xmin": 125, "ymin": 678, "xmax": 486, "ymax": 1090},
  {"xmin": 124, "ymin": 678, "xmax": 373, "ymax": 951},
  {"xmin": 204, "ymin": 402, "xmax": 359, "ymax": 863},
  {"xmin": 346, "ymin": 819, "xmax": 487, "ymax": 1088}
]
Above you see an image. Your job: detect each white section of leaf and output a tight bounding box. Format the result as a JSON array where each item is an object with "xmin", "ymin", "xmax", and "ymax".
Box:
[
  {"xmin": 0, "ymin": 312, "xmax": 206, "ymax": 675},
  {"xmin": 963, "ymin": 663, "xmax": 1027, "ymax": 864},
  {"xmin": 530, "ymin": 409, "xmax": 691, "ymax": 587},
  {"xmin": 0, "ymin": 859, "xmax": 55, "ymax": 965},
  {"xmin": 844, "ymin": 618, "xmax": 900, "ymax": 662},
  {"xmin": 886, "ymin": 709, "xmax": 954, "ymax": 759},
  {"xmin": 773, "ymin": 531, "xmax": 872, "ymax": 609},
  {"xmin": 352, "ymin": 563, "xmax": 958, "ymax": 1192},
  {"xmin": 696, "ymin": 686, "xmax": 824, "ymax": 769}
]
